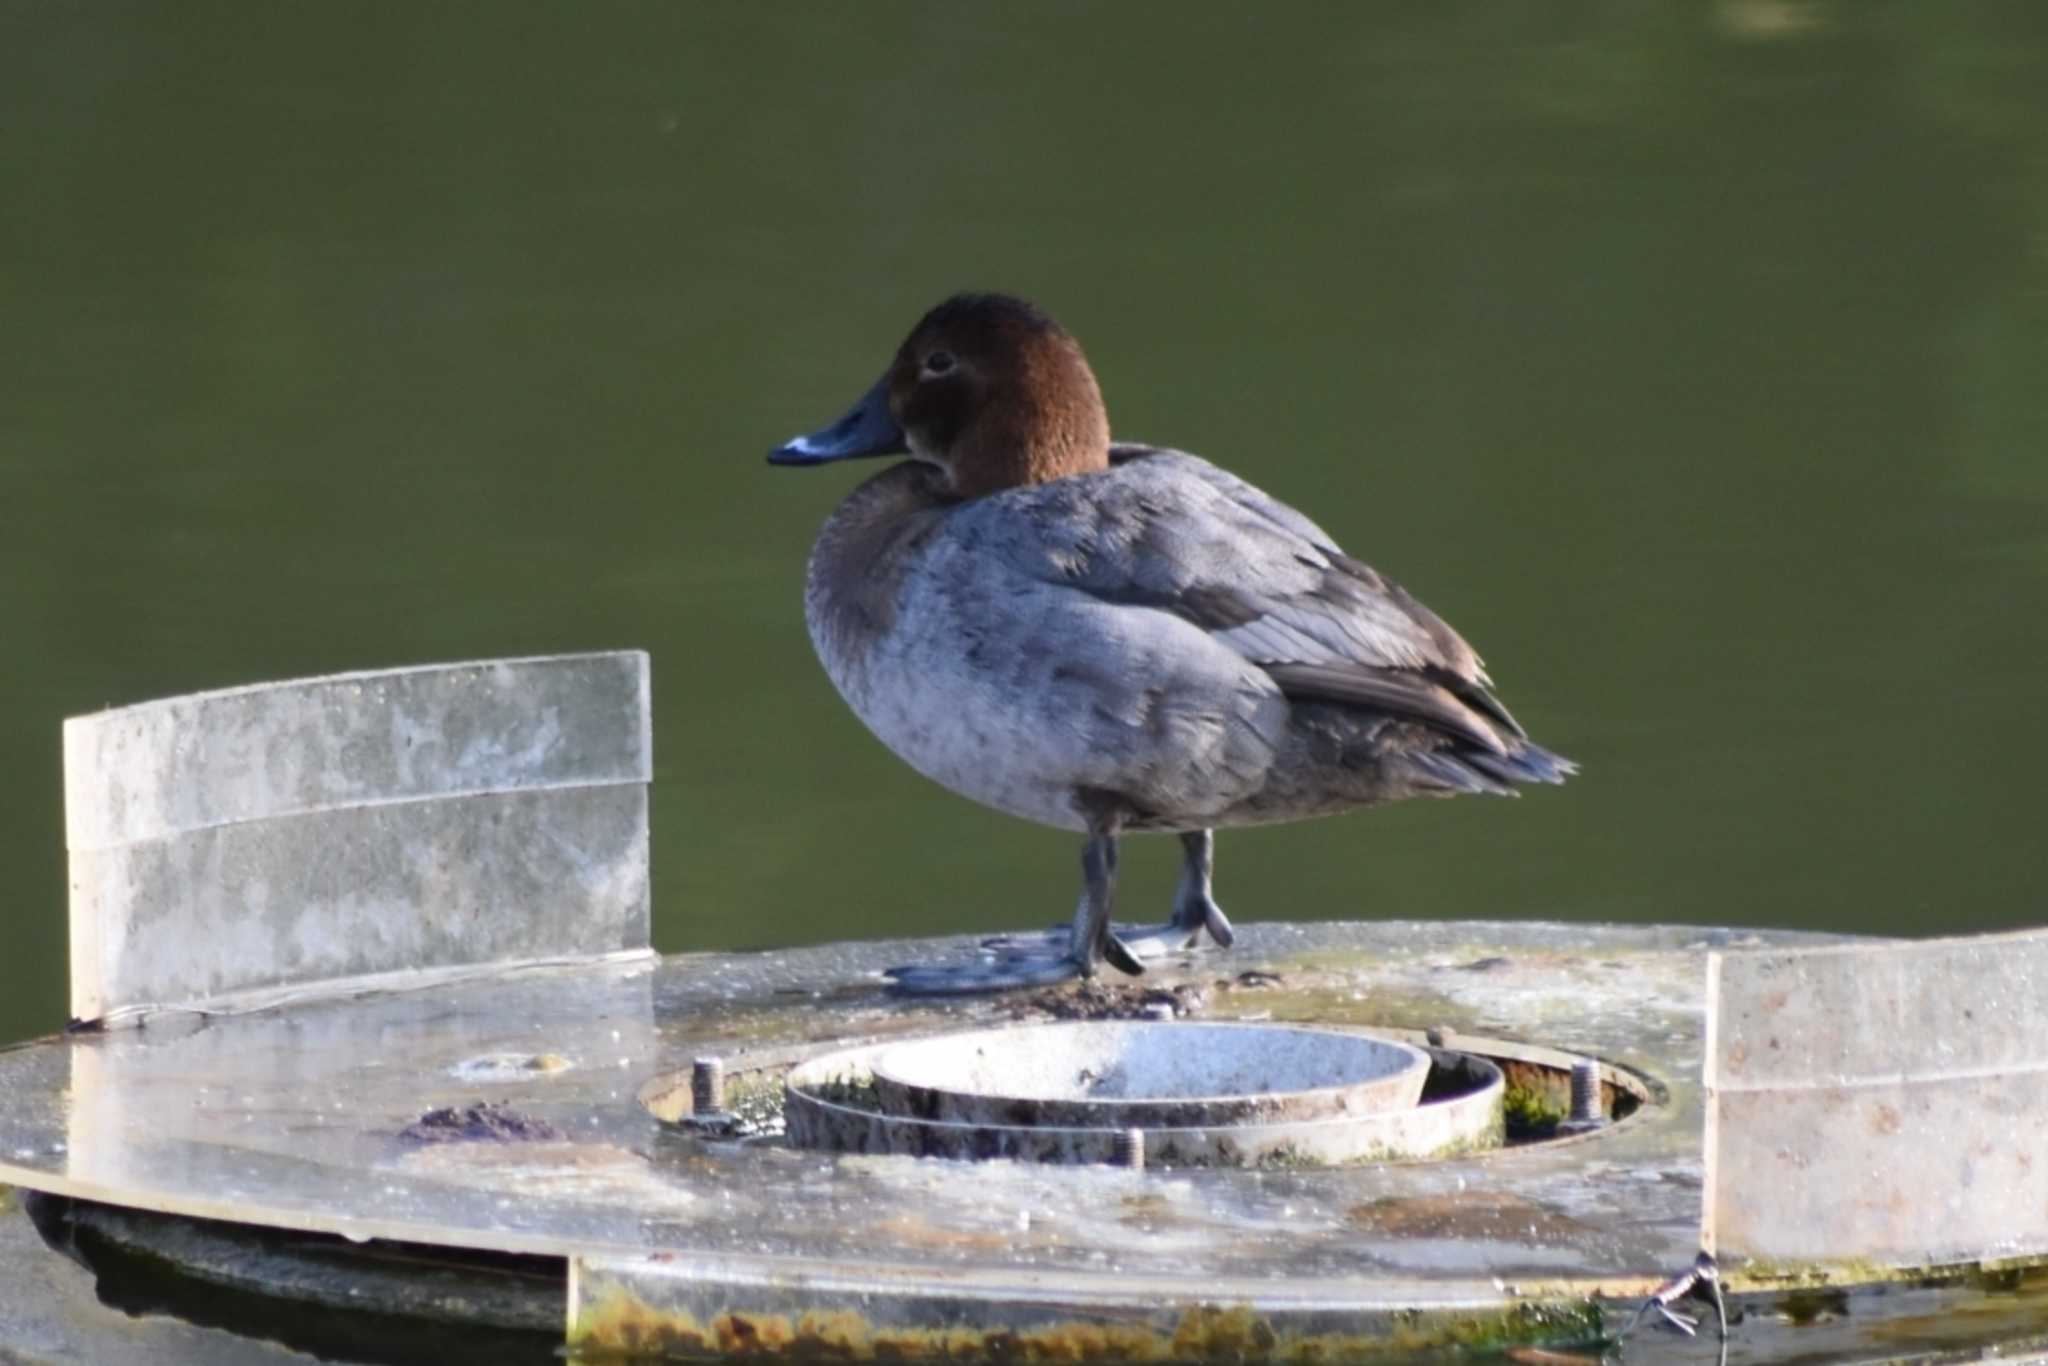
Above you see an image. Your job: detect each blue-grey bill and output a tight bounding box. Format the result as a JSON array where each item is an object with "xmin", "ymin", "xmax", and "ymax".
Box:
[{"xmin": 768, "ymin": 373, "xmax": 906, "ymax": 465}]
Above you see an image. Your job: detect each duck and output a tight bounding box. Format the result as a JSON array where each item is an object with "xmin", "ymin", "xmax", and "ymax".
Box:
[{"xmin": 769, "ymin": 293, "xmax": 1573, "ymax": 994}]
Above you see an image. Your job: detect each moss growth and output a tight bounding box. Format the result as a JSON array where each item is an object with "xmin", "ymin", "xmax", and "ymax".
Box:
[
  {"xmin": 1775, "ymin": 1286, "xmax": 1851, "ymax": 1325},
  {"xmin": 1728, "ymin": 1255, "xmax": 1954, "ymax": 1292},
  {"xmin": 1416, "ymin": 1106, "xmax": 1508, "ymax": 1160},
  {"xmin": 1250, "ymin": 1143, "xmax": 1318, "ymax": 1171},
  {"xmin": 1502, "ymin": 1080, "xmax": 1566, "ymax": 1140},
  {"xmin": 1970, "ymin": 1260, "xmax": 2048, "ymax": 1295},
  {"xmin": 1395, "ymin": 1298, "xmax": 1607, "ymax": 1354},
  {"xmin": 723, "ymin": 1070, "xmax": 788, "ymax": 1135},
  {"xmin": 805, "ymin": 1073, "xmax": 882, "ymax": 1112},
  {"xmin": 572, "ymin": 1284, "xmax": 1609, "ymax": 1361}
]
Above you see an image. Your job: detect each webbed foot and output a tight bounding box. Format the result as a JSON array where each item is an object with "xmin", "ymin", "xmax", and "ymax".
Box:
[
  {"xmin": 886, "ymin": 828, "xmax": 1143, "ymax": 996},
  {"xmin": 884, "ymin": 930, "xmax": 1146, "ymax": 996},
  {"xmin": 978, "ymin": 915, "xmax": 1221, "ymax": 962},
  {"xmin": 979, "ymin": 829, "xmax": 1232, "ymax": 960}
]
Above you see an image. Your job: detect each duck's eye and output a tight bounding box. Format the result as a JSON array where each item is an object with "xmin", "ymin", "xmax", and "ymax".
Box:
[{"xmin": 922, "ymin": 350, "xmax": 956, "ymax": 376}]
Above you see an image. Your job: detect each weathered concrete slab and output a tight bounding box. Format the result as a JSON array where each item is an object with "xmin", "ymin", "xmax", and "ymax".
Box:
[
  {"xmin": 69, "ymin": 787, "xmax": 649, "ymax": 1020},
  {"xmin": 63, "ymin": 653, "xmax": 651, "ymax": 850},
  {"xmin": 30, "ymin": 918, "xmax": 2048, "ymax": 1357},
  {"xmin": 0, "ymin": 922, "xmax": 1827, "ymax": 1324},
  {"xmin": 64, "ymin": 653, "xmax": 652, "ymax": 1022},
  {"xmin": 1704, "ymin": 928, "xmax": 2048, "ymax": 1268}
]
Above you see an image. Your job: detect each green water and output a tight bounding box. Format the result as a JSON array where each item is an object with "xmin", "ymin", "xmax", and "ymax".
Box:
[{"xmin": 4, "ymin": 4, "xmax": 2046, "ymax": 1045}]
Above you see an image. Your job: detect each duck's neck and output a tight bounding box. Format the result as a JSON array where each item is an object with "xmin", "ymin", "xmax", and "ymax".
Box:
[{"xmin": 948, "ymin": 347, "xmax": 1111, "ymax": 499}]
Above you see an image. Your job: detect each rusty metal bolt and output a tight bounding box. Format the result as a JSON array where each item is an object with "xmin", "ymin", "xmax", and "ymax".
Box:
[
  {"xmin": 691, "ymin": 1057, "xmax": 726, "ymax": 1116},
  {"xmin": 1112, "ymin": 1127, "xmax": 1146, "ymax": 1170}
]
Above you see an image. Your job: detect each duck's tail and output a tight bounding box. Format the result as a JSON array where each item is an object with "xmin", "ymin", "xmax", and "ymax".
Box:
[{"xmin": 1405, "ymin": 740, "xmax": 1578, "ymax": 798}]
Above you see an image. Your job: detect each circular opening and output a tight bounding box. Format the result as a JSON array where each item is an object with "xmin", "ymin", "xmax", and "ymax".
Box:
[
  {"xmin": 642, "ymin": 1027, "xmax": 1658, "ymax": 1167},
  {"xmin": 868, "ymin": 1020, "xmax": 1429, "ymax": 1129}
]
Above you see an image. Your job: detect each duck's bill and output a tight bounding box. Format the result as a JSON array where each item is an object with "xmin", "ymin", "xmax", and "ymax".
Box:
[{"xmin": 767, "ymin": 373, "xmax": 906, "ymax": 465}]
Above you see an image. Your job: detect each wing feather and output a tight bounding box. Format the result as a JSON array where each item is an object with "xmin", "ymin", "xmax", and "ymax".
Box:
[{"xmin": 972, "ymin": 447, "xmax": 1527, "ymax": 753}]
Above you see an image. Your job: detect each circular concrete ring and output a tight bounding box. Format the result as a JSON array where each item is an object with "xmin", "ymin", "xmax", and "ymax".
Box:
[
  {"xmin": 867, "ymin": 1020, "xmax": 1431, "ymax": 1130},
  {"xmin": 785, "ymin": 1036, "xmax": 1494, "ymax": 1167}
]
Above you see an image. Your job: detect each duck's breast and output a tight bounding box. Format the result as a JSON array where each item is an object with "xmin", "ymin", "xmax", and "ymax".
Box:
[{"xmin": 805, "ymin": 467, "xmax": 1289, "ymax": 832}]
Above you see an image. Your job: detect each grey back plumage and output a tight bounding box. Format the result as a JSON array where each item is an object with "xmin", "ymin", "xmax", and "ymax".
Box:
[{"xmin": 947, "ymin": 445, "xmax": 1523, "ymax": 757}]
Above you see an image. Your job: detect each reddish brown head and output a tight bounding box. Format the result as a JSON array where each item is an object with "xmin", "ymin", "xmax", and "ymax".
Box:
[{"xmin": 769, "ymin": 294, "xmax": 1111, "ymax": 498}]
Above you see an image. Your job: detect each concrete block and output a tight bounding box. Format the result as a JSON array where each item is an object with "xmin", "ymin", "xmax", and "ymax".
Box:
[
  {"xmin": 64, "ymin": 653, "xmax": 652, "ymax": 1022},
  {"xmin": 1704, "ymin": 928, "xmax": 2048, "ymax": 1268}
]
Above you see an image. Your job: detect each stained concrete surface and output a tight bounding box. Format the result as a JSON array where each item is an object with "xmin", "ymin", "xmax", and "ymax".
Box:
[
  {"xmin": 63, "ymin": 652, "xmax": 652, "ymax": 1022},
  {"xmin": 11, "ymin": 921, "xmax": 2048, "ymax": 1361},
  {"xmin": 0, "ymin": 922, "xmax": 1816, "ymax": 1320},
  {"xmin": 1706, "ymin": 928, "xmax": 2048, "ymax": 1268}
]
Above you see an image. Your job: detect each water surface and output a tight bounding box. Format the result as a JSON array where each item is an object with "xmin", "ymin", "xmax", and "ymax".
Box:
[{"xmin": 4, "ymin": 4, "xmax": 2046, "ymax": 1044}]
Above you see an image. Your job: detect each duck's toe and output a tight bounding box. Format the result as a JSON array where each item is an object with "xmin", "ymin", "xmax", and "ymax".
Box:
[
  {"xmin": 1203, "ymin": 900, "xmax": 1235, "ymax": 948},
  {"xmin": 979, "ymin": 918, "xmax": 1220, "ymax": 961},
  {"xmin": 1175, "ymin": 891, "xmax": 1235, "ymax": 949},
  {"xmin": 1100, "ymin": 932, "xmax": 1145, "ymax": 978},
  {"xmin": 885, "ymin": 928, "xmax": 1153, "ymax": 996}
]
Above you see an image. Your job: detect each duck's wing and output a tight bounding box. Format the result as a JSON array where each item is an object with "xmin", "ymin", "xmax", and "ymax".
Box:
[{"xmin": 998, "ymin": 448, "xmax": 1524, "ymax": 757}]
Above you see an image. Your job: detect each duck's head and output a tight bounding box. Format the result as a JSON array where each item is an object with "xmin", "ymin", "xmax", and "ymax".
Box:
[{"xmin": 769, "ymin": 293, "xmax": 1111, "ymax": 498}]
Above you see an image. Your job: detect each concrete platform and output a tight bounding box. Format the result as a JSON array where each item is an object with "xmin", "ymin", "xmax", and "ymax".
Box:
[
  {"xmin": 9, "ymin": 923, "xmax": 2048, "ymax": 1361},
  {"xmin": 0, "ymin": 917, "xmax": 1979, "ymax": 1359}
]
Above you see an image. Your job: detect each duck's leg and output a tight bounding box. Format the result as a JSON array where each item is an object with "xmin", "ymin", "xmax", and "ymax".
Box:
[
  {"xmin": 1076, "ymin": 831, "xmax": 1145, "ymax": 978},
  {"xmin": 979, "ymin": 828, "xmax": 1234, "ymax": 961},
  {"xmin": 884, "ymin": 830, "xmax": 1143, "ymax": 995},
  {"xmin": 1169, "ymin": 830, "xmax": 1235, "ymax": 949}
]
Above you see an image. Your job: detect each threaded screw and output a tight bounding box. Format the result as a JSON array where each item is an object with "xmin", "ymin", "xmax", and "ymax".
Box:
[
  {"xmin": 1560, "ymin": 1059, "xmax": 1605, "ymax": 1133},
  {"xmin": 1112, "ymin": 1128, "xmax": 1146, "ymax": 1170},
  {"xmin": 691, "ymin": 1057, "xmax": 726, "ymax": 1116}
]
